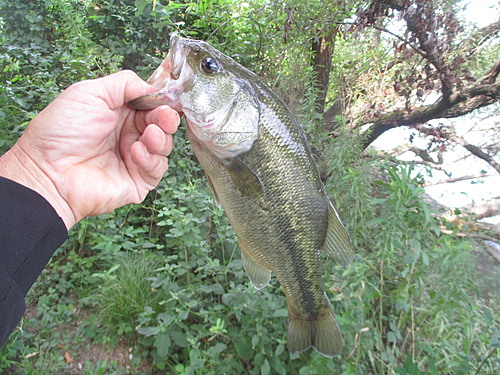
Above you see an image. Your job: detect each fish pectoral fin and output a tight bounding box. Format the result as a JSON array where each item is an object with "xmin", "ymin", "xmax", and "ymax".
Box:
[
  {"xmin": 240, "ymin": 246, "xmax": 271, "ymax": 290},
  {"xmin": 323, "ymin": 200, "xmax": 354, "ymax": 267},
  {"xmin": 205, "ymin": 173, "xmax": 222, "ymax": 209},
  {"xmin": 223, "ymin": 158, "xmax": 265, "ymax": 200},
  {"xmin": 287, "ymin": 300, "xmax": 343, "ymax": 358}
]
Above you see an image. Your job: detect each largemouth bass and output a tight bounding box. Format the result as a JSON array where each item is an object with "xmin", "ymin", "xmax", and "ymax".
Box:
[{"xmin": 130, "ymin": 35, "xmax": 354, "ymax": 358}]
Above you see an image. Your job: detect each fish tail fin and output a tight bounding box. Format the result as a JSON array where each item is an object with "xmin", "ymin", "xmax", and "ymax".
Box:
[{"xmin": 287, "ymin": 303, "xmax": 343, "ymax": 358}]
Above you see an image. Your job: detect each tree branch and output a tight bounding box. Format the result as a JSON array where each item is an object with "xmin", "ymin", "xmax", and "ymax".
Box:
[
  {"xmin": 461, "ymin": 198, "xmax": 500, "ymax": 220},
  {"xmin": 387, "ymin": 144, "xmax": 443, "ymax": 164},
  {"xmin": 412, "ymin": 123, "xmax": 500, "ymax": 173},
  {"xmin": 424, "ymin": 173, "xmax": 497, "ymax": 186},
  {"xmin": 361, "ymin": 81, "xmax": 500, "ymax": 149},
  {"xmin": 480, "ymin": 56, "xmax": 500, "ymax": 84}
]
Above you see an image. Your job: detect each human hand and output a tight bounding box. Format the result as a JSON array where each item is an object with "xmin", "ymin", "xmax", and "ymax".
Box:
[{"xmin": 0, "ymin": 70, "xmax": 179, "ymax": 229}]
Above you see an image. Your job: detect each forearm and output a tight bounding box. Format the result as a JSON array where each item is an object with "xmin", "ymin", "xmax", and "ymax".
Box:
[
  {"xmin": 0, "ymin": 144, "xmax": 76, "ymax": 229},
  {"xmin": 0, "ymin": 176, "xmax": 67, "ymax": 348}
]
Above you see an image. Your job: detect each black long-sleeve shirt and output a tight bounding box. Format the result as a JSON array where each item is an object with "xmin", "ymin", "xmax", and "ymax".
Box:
[{"xmin": 0, "ymin": 176, "xmax": 67, "ymax": 348}]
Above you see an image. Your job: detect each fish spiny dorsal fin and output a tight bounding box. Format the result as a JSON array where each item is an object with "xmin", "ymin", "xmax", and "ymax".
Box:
[
  {"xmin": 323, "ymin": 199, "xmax": 354, "ymax": 268},
  {"xmin": 240, "ymin": 245, "xmax": 271, "ymax": 290},
  {"xmin": 287, "ymin": 298, "xmax": 343, "ymax": 358}
]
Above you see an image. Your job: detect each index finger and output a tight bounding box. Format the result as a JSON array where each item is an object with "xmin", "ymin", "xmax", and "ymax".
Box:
[{"xmin": 134, "ymin": 105, "xmax": 180, "ymax": 136}]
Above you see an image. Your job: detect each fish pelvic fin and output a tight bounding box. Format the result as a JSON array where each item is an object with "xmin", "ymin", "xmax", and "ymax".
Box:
[
  {"xmin": 287, "ymin": 302, "xmax": 343, "ymax": 358},
  {"xmin": 240, "ymin": 245, "xmax": 271, "ymax": 290},
  {"xmin": 323, "ymin": 199, "xmax": 354, "ymax": 268}
]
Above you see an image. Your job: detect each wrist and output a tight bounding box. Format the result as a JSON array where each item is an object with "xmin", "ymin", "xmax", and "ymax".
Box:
[{"xmin": 0, "ymin": 143, "xmax": 76, "ymax": 229}]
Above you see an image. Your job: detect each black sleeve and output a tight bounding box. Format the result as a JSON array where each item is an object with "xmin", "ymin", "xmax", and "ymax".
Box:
[{"xmin": 0, "ymin": 176, "xmax": 68, "ymax": 348}]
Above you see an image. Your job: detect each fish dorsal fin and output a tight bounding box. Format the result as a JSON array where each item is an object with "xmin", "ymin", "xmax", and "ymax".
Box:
[
  {"xmin": 205, "ymin": 173, "xmax": 222, "ymax": 209},
  {"xmin": 323, "ymin": 200, "xmax": 354, "ymax": 267},
  {"xmin": 240, "ymin": 245, "xmax": 271, "ymax": 290},
  {"xmin": 223, "ymin": 158, "xmax": 265, "ymax": 200}
]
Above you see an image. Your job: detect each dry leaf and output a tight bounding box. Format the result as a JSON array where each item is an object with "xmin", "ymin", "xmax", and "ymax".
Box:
[{"xmin": 64, "ymin": 351, "xmax": 71, "ymax": 363}]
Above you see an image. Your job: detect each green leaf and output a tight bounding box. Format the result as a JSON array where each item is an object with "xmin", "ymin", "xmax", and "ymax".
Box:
[
  {"xmin": 427, "ymin": 355, "xmax": 437, "ymax": 373},
  {"xmin": 491, "ymin": 328, "xmax": 500, "ymax": 348},
  {"xmin": 483, "ymin": 308, "xmax": 493, "ymax": 325},
  {"xmin": 252, "ymin": 334, "xmax": 259, "ymax": 347},
  {"xmin": 135, "ymin": 0, "xmax": 149, "ymax": 16},
  {"xmin": 272, "ymin": 309, "xmax": 288, "ymax": 317},
  {"xmin": 138, "ymin": 326, "xmax": 161, "ymax": 336},
  {"xmin": 235, "ymin": 336, "xmax": 253, "ymax": 361},
  {"xmin": 208, "ymin": 343, "xmax": 227, "ymax": 357},
  {"xmin": 404, "ymin": 352, "xmax": 418, "ymax": 375},
  {"xmin": 261, "ymin": 359, "xmax": 270, "ymax": 375},
  {"xmin": 275, "ymin": 343, "xmax": 284, "ymax": 356},
  {"xmin": 422, "ymin": 250, "xmax": 429, "ymax": 267},
  {"xmin": 366, "ymin": 217, "xmax": 385, "ymax": 227},
  {"xmin": 155, "ymin": 333, "xmax": 171, "ymax": 358},
  {"xmin": 422, "ymin": 204, "xmax": 432, "ymax": 225},
  {"xmin": 157, "ymin": 312, "xmax": 175, "ymax": 326},
  {"xmin": 388, "ymin": 331, "xmax": 397, "ymax": 342},
  {"xmin": 200, "ymin": 283, "xmax": 225, "ymax": 294},
  {"xmin": 272, "ymin": 356, "xmax": 287, "ymax": 375},
  {"xmin": 299, "ymin": 365, "xmax": 317, "ymax": 375},
  {"xmin": 409, "ymin": 239, "xmax": 421, "ymax": 252},
  {"xmin": 170, "ymin": 330, "xmax": 190, "ymax": 347}
]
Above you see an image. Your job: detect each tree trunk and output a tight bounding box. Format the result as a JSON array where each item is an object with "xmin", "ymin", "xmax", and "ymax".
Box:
[{"xmin": 311, "ymin": 29, "xmax": 336, "ymax": 114}]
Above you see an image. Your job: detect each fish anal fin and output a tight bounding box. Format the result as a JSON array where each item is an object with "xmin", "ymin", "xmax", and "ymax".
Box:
[
  {"xmin": 240, "ymin": 245, "xmax": 271, "ymax": 290},
  {"xmin": 287, "ymin": 300, "xmax": 343, "ymax": 358},
  {"xmin": 223, "ymin": 158, "xmax": 265, "ymax": 200},
  {"xmin": 323, "ymin": 200, "xmax": 354, "ymax": 268}
]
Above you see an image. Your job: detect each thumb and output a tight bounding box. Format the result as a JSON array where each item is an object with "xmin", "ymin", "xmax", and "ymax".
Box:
[{"xmin": 74, "ymin": 70, "xmax": 160, "ymax": 110}]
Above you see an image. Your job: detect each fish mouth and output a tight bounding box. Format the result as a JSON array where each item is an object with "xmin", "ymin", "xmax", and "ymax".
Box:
[
  {"xmin": 129, "ymin": 34, "xmax": 189, "ymax": 112},
  {"xmin": 147, "ymin": 33, "xmax": 184, "ymax": 87}
]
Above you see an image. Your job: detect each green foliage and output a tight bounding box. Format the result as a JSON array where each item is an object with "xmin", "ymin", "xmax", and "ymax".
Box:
[
  {"xmin": 0, "ymin": 1, "xmax": 499, "ymax": 374},
  {"xmin": 322, "ymin": 131, "xmax": 500, "ymax": 374}
]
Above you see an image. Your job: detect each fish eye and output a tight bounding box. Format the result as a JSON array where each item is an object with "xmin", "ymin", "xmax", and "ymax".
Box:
[{"xmin": 201, "ymin": 57, "xmax": 219, "ymax": 74}]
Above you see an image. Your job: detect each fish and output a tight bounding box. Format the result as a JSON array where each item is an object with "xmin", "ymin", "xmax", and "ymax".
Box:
[{"xmin": 129, "ymin": 34, "xmax": 354, "ymax": 358}]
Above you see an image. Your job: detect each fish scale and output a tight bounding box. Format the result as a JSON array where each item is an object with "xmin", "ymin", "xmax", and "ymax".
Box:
[{"xmin": 129, "ymin": 34, "xmax": 354, "ymax": 358}]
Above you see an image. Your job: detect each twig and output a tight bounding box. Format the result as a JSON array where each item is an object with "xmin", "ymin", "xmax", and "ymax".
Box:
[{"xmin": 474, "ymin": 347, "xmax": 499, "ymax": 375}]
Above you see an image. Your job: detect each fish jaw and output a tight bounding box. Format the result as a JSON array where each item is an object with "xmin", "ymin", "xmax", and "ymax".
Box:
[{"xmin": 129, "ymin": 34, "xmax": 190, "ymax": 112}]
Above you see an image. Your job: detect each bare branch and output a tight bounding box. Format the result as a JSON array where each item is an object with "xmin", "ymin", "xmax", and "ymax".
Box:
[
  {"xmin": 369, "ymin": 24, "xmax": 426, "ymax": 58},
  {"xmin": 467, "ymin": 19, "xmax": 500, "ymax": 58},
  {"xmin": 425, "ymin": 173, "xmax": 497, "ymax": 186},
  {"xmin": 375, "ymin": 154, "xmax": 450, "ymax": 172},
  {"xmin": 479, "ymin": 57, "xmax": 500, "ymax": 85},
  {"xmin": 412, "ymin": 123, "xmax": 500, "ymax": 173},
  {"xmin": 386, "ymin": 144, "xmax": 443, "ymax": 164}
]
